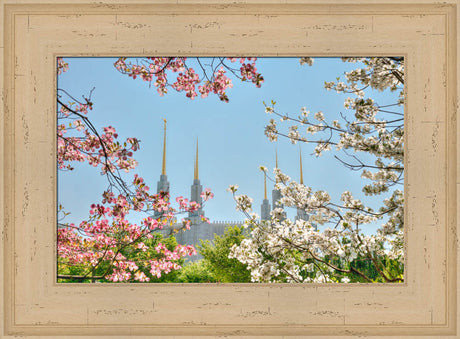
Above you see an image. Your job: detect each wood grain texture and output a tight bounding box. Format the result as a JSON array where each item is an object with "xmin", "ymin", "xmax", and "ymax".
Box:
[{"xmin": 0, "ymin": 0, "xmax": 458, "ymax": 338}]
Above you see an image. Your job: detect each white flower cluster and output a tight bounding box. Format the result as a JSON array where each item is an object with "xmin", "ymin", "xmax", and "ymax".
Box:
[
  {"xmin": 227, "ymin": 184, "xmax": 239, "ymax": 193},
  {"xmin": 264, "ymin": 119, "xmax": 278, "ymax": 141},
  {"xmin": 240, "ymin": 57, "xmax": 405, "ymax": 283},
  {"xmin": 229, "ymin": 169, "xmax": 403, "ymax": 283},
  {"xmin": 265, "ymin": 106, "xmax": 274, "ymax": 114},
  {"xmin": 314, "ymin": 111, "xmax": 325, "ymax": 121},
  {"xmin": 234, "ymin": 194, "xmax": 253, "ymax": 212},
  {"xmin": 288, "ymin": 125, "xmax": 300, "ymax": 144}
]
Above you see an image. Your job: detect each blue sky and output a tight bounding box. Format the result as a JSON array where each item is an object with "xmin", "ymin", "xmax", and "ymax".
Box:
[{"xmin": 57, "ymin": 57, "xmax": 402, "ymax": 232}]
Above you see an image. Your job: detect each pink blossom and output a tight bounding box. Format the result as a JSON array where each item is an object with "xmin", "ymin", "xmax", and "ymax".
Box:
[{"xmin": 200, "ymin": 188, "xmax": 214, "ymax": 201}]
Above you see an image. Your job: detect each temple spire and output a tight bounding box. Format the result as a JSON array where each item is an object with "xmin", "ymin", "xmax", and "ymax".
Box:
[
  {"xmin": 261, "ymin": 171, "xmax": 271, "ymax": 221},
  {"xmin": 162, "ymin": 118, "xmax": 167, "ymax": 175},
  {"xmin": 272, "ymin": 150, "xmax": 285, "ymax": 221},
  {"xmin": 264, "ymin": 172, "xmax": 267, "ymax": 200},
  {"xmin": 299, "ymin": 147, "xmax": 304, "ymax": 185},
  {"xmin": 189, "ymin": 138, "xmax": 203, "ymax": 222},
  {"xmin": 295, "ymin": 146, "xmax": 310, "ymax": 224},
  {"xmin": 194, "ymin": 138, "xmax": 199, "ymax": 180},
  {"xmin": 155, "ymin": 118, "xmax": 170, "ymax": 215},
  {"xmin": 275, "ymin": 149, "xmax": 279, "ymax": 183}
]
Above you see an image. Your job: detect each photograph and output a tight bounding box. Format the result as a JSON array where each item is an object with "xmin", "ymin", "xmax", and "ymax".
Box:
[{"xmin": 57, "ymin": 56, "xmax": 405, "ymax": 284}]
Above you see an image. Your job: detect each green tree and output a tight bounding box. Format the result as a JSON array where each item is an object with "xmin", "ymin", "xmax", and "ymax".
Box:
[
  {"xmin": 198, "ymin": 225, "xmax": 252, "ymax": 283},
  {"xmin": 175, "ymin": 261, "xmax": 218, "ymax": 283}
]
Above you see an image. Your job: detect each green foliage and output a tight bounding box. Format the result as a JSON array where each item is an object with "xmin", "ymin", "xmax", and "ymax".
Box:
[
  {"xmin": 57, "ymin": 263, "xmax": 93, "ymax": 283},
  {"xmin": 58, "ymin": 258, "xmax": 112, "ymax": 283},
  {"xmin": 175, "ymin": 260, "xmax": 218, "ymax": 283},
  {"xmin": 308, "ymin": 254, "xmax": 404, "ymax": 283},
  {"xmin": 197, "ymin": 225, "xmax": 252, "ymax": 283}
]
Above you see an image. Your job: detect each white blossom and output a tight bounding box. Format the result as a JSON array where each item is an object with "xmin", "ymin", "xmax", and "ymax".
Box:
[
  {"xmin": 235, "ymin": 194, "xmax": 253, "ymax": 212},
  {"xmin": 259, "ymin": 165, "xmax": 268, "ymax": 172},
  {"xmin": 227, "ymin": 184, "xmax": 239, "ymax": 193},
  {"xmin": 235, "ymin": 57, "xmax": 405, "ymax": 283},
  {"xmin": 264, "ymin": 119, "xmax": 278, "ymax": 141},
  {"xmin": 314, "ymin": 111, "xmax": 325, "ymax": 121}
]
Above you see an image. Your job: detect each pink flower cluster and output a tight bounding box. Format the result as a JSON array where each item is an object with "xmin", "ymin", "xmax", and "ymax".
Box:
[
  {"xmin": 114, "ymin": 57, "xmax": 186, "ymax": 96},
  {"xmin": 57, "ymin": 173, "xmax": 214, "ymax": 282},
  {"xmin": 57, "ymin": 102, "xmax": 140, "ymax": 173},
  {"xmin": 114, "ymin": 57, "xmax": 263, "ymax": 102},
  {"xmin": 197, "ymin": 67, "xmax": 233, "ymax": 102},
  {"xmin": 200, "ymin": 188, "xmax": 214, "ymax": 201},
  {"xmin": 56, "ymin": 57, "xmax": 229, "ymax": 282},
  {"xmin": 57, "ymin": 57, "xmax": 69, "ymax": 75},
  {"xmin": 172, "ymin": 68, "xmax": 201, "ymax": 99},
  {"xmin": 240, "ymin": 62, "xmax": 264, "ymax": 88}
]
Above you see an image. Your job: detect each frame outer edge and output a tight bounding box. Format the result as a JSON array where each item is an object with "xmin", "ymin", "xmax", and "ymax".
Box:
[
  {"xmin": 0, "ymin": 1, "xmax": 5, "ymax": 338},
  {"xmin": 2, "ymin": 2, "xmax": 16, "ymax": 338},
  {"xmin": 0, "ymin": 1, "xmax": 459, "ymax": 338},
  {"xmin": 455, "ymin": 1, "xmax": 460, "ymax": 338},
  {"xmin": 0, "ymin": 3, "xmax": 11, "ymax": 338},
  {"xmin": 445, "ymin": 2, "xmax": 458, "ymax": 337}
]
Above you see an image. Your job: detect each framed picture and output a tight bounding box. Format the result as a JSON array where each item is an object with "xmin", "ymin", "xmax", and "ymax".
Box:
[{"xmin": 1, "ymin": 1, "xmax": 458, "ymax": 337}]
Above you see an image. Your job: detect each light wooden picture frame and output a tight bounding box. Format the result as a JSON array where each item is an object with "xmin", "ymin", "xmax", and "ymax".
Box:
[{"xmin": 1, "ymin": 1, "xmax": 458, "ymax": 338}]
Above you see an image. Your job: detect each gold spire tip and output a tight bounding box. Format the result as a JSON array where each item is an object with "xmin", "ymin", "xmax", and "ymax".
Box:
[
  {"xmin": 161, "ymin": 119, "xmax": 167, "ymax": 175},
  {"xmin": 275, "ymin": 150, "xmax": 279, "ymax": 183},
  {"xmin": 194, "ymin": 138, "xmax": 199, "ymax": 180},
  {"xmin": 264, "ymin": 173, "xmax": 267, "ymax": 200}
]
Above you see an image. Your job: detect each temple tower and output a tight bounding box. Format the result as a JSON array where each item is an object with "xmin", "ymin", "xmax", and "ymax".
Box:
[
  {"xmin": 295, "ymin": 147, "xmax": 309, "ymax": 222},
  {"xmin": 272, "ymin": 150, "xmax": 286, "ymax": 221},
  {"xmin": 156, "ymin": 118, "xmax": 170, "ymax": 193},
  {"xmin": 260, "ymin": 172, "xmax": 271, "ymax": 221},
  {"xmin": 155, "ymin": 119, "xmax": 170, "ymax": 218},
  {"xmin": 189, "ymin": 138, "xmax": 204, "ymax": 223}
]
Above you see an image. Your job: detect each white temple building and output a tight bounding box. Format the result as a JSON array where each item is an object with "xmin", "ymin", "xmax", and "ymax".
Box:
[{"xmin": 155, "ymin": 120, "xmax": 309, "ymax": 261}]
